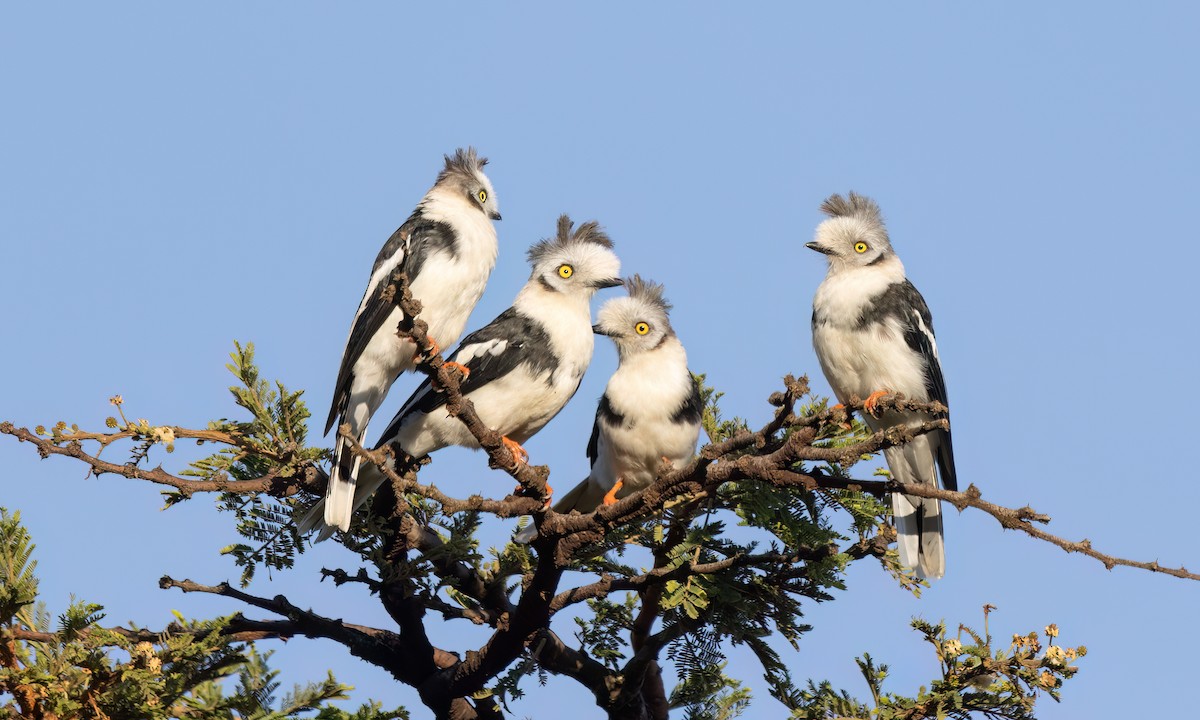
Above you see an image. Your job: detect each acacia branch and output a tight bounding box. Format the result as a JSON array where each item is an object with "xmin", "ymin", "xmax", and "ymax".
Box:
[
  {"xmin": 337, "ymin": 432, "xmax": 543, "ymax": 518},
  {"xmin": 157, "ymin": 576, "xmax": 460, "ymax": 679},
  {"xmin": 616, "ymin": 621, "xmax": 692, "ymax": 713},
  {"xmin": 440, "ymin": 544, "xmax": 565, "ymax": 699},
  {"xmin": 0, "ymin": 421, "xmax": 317, "ymax": 498},
  {"xmin": 549, "ymin": 545, "xmax": 838, "ymax": 613},
  {"xmin": 529, "ymin": 628, "xmax": 618, "ymax": 703},
  {"xmin": 5, "ymin": 617, "xmax": 301, "ymax": 645}
]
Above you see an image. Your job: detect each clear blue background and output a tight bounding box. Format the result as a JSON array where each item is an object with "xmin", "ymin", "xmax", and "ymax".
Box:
[{"xmin": 3, "ymin": 3, "xmax": 1197, "ymax": 718}]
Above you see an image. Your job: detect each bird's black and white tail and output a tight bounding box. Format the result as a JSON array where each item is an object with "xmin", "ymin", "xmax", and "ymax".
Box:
[
  {"xmin": 295, "ymin": 429, "xmax": 365, "ymax": 540},
  {"xmin": 891, "ymin": 492, "xmax": 945, "ymax": 580},
  {"xmin": 324, "ymin": 431, "xmax": 364, "ymax": 532},
  {"xmin": 884, "ymin": 428, "xmax": 953, "ymax": 579}
]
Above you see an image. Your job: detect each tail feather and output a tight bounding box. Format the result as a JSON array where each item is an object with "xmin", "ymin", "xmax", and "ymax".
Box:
[
  {"xmin": 296, "ymin": 498, "xmax": 327, "ymax": 536},
  {"xmin": 297, "ymin": 441, "xmax": 388, "ymax": 541},
  {"xmin": 936, "ymin": 427, "xmax": 958, "ymax": 492},
  {"xmin": 552, "ymin": 476, "xmax": 608, "ymax": 515},
  {"xmin": 884, "ymin": 434, "xmax": 947, "ymax": 579},
  {"xmin": 323, "ymin": 435, "xmax": 361, "ymax": 532},
  {"xmin": 512, "ymin": 521, "xmax": 538, "ymax": 545},
  {"xmin": 309, "ymin": 383, "xmax": 408, "ymax": 538},
  {"xmin": 892, "ymin": 493, "xmax": 944, "ymax": 579}
]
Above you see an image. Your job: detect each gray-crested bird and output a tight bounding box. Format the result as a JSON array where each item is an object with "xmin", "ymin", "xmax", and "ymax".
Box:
[
  {"xmin": 301, "ymin": 215, "xmax": 621, "ymax": 539},
  {"xmin": 322, "ymin": 148, "xmax": 501, "ymax": 534},
  {"xmin": 807, "ymin": 191, "xmax": 956, "ymax": 579},
  {"xmin": 515, "ymin": 276, "xmax": 702, "ymax": 544}
]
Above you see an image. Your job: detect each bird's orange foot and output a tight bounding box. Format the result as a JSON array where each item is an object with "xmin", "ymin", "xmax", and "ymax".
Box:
[
  {"xmin": 501, "ymin": 436, "xmax": 529, "ymax": 467},
  {"xmin": 443, "ymin": 360, "xmax": 470, "ymax": 378},
  {"xmin": 601, "ymin": 478, "xmax": 625, "ymax": 506},
  {"xmin": 863, "ymin": 390, "xmax": 890, "ymax": 416},
  {"xmin": 413, "ymin": 338, "xmax": 442, "ymax": 363},
  {"xmin": 513, "ymin": 481, "xmax": 553, "ymax": 508},
  {"xmin": 829, "ymin": 403, "xmax": 852, "ymax": 429}
]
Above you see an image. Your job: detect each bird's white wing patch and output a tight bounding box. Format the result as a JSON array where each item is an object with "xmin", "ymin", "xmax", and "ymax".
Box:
[
  {"xmin": 911, "ymin": 308, "xmax": 939, "ymax": 361},
  {"xmin": 454, "ymin": 338, "xmax": 510, "ymax": 366}
]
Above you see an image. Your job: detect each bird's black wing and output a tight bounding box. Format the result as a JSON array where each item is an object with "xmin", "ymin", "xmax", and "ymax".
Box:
[
  {"xmin": 873, "ymin": 280, "xmax": 957, "ymax": 491},
  {"xmin": 325, "ymin": 215, "xmax": 457, "ymax": 433},
  {"xmin": 587, "ymin": 394, "xmax": 624, "ymax": 468},
  {"xmin": 894, "ymin": 281, "xmax": 948, "ymax": 409},
  {"xmin": 671, "ymin": 371, "xmax": 703, "ymax": 427},
  {"xmin": 374, "ymin": 307, "xmax": 556, "ymax": 441}
]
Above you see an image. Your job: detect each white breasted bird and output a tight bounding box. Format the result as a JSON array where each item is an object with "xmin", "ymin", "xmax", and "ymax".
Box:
[
  {"xmin": 321, "ymin": 148, "xmax": 501, "ymax": 534},
  {"xmin": 808, "ymin": 192, "xmax": 957, "ymax": 579},
  {"xmin": 302, "ymin": 215, "xmax": 621, "ymax": 538},
  {"xmin": 516, "ymin": 276, "xmax": 702, "ymax": 543}
]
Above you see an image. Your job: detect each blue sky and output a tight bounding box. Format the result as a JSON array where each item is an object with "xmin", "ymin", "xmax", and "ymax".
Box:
[{"xmin": 3, "ymin": 3, "xmax": 1198, "ymax": 718}]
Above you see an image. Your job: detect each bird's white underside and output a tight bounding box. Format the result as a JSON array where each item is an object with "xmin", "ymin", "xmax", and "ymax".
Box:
[{"xmin": 592, "ymin": 337, "xmax": 697, "ymax": 496}]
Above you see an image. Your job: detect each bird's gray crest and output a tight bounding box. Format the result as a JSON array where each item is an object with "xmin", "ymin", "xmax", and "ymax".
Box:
[
  {"xmin": 624, "ymin": 274, "xmax": 672, "ymax": 314},
  {"xmin": 820, "ymin": 191, "xmax": 885, "ymax": 228},
  {"xmin": 527, "ymin": 214, "xmax": 614, "ymax": 265},
  {"xmin": 437, "ymin": 147, "xmax": 489, "ymax": 185}
]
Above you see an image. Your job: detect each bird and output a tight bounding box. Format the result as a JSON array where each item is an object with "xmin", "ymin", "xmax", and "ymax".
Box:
[
  {"xmin": 807, "ymin": 191, "xmax": 957, "ymax": 579},
  {"xmin": 515, "ymin": 276, "xmax": 702, "ymax": 544},
  {"xmin": 321, "ymin": 147, "xmax": 502, "ymax": 534},
  {"xmin": 301, "ymin": 214, "xmax": 621, "ymax": 538}
]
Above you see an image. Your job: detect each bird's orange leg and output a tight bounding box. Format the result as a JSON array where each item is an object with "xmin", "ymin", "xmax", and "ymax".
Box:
[
  {"xmin": 442, "ymin": 361, "xmax": 470, "ymax": 378},
  {"xmin": 863, "ymin": 390, "xmax": 891, "ymax": 416},
  {"xmin": 601, "ymin": 478, "xmax": 625, "ymax": 506},
  {"xmin": 828, "ymin": 403, "xmax": 852, "ymax": 429},
  {"xmin": 513, "ymin": 482, "xmax": 553, "ymax": 511},
  {"xmin": 413, "ymin": 338, "xmax": 441, "ymax": 363},
  {"xmin": 501, "ymin": 436, "xmax": 529, "ymax": 467}
]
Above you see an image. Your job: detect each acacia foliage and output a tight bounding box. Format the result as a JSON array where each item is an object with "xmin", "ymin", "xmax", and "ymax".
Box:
[{"xmin": 0, "ymin": 508, "xmax": 405, "ymax": 720}]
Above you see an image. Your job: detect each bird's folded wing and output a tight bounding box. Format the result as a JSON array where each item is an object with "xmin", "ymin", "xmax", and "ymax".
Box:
[
  {"xmin": 587, "ymin": 394, "xmax": 621, "ymax": 467},
  {"xmin": 325, "ymin": 217, "xmax": 454, "ymax": 432},
  {"xmin": 894, "ymin": 280, "xmax": 956, "ymax": 491},
  {"xmin": 379, "ymin": 307, "xmax": 551, "ymax": 434}
]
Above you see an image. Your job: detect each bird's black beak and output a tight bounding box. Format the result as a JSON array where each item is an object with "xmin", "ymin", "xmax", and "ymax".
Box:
[
  {"xmin": 593, "ymin": 277, "xmax": 623, "ymax": 289},
  {"xmin": 805, "ymin": 241, "xmax": 833, "ymax": 255},
  {"xmin": 592, "ymin": 324, "xmax": 613, "ymax": 336},
  {"xmin": 490, "ymin": 211, "xmax": 503, "ymax": 221}
]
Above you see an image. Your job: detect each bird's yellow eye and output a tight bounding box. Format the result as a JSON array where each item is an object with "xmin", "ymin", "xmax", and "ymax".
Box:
[
  {"xmin": 635, "ymin": 322, "xmax": 650, "ymax": 336},
  {"xmin": 477, "ymin": 189, "xmax": 488, "ymax": 203},
  {"xmin": 854, "ymin": 242, "xmax": 868, "ymax": 253},
  {"xmin": 558, "ymin": 264, "xmax": 574, "ymax": 279}
]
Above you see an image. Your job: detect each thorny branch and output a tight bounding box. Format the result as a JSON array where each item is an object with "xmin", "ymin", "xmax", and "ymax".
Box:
[
  {"xmin": 4, "ymin": 617, "xmax": 303, "ymax": 645},
  {"xmin": 0, "ymin": 421, "xmax": 319, "ymax": 498},
  {"xmin": 158, "ymin": 576, "xmax": 463, "ymax": 676}
]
